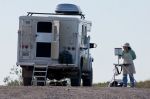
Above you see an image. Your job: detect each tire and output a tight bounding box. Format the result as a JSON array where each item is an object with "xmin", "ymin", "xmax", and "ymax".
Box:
[
  {"xmin": 82, "ymin": 68, "xmax": 93, "ymax": 86},
  {"xmin": 22, "ymin": 66, "xmax": 33, "ymax": 86},
  {"xmin": 71, "ymin": 70, "xmax": 81, "ymax": 86},
  {"xmin": 23, "ymin": 77, "xmax": 32, "ymax": 86}
]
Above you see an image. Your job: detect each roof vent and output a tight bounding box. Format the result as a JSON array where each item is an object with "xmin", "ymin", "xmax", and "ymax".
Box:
[{"xmin": 55, "ymin": 4, "xmax": 82, "ymax": 15}]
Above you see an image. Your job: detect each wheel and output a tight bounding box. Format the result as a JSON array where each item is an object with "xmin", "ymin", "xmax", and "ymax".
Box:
[
  {"xmin": 23, "ymin": 77, "xmax": 32, "ymax": 86},
  {"xmin": 71, "ymin": 70, "xmax": 81, "ymax": 86},
  {"xmin": 82, "ymin": 68, "xmax": 93, "ymax": 86},
  {"xmin": 22, "ymin": 66, "xmax": 33, "ymax": 86}
]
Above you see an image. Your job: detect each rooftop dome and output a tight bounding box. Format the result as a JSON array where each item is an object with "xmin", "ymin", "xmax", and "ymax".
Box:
[{"xmin": 55, "ymin": 4, "xmax": 82, "ymax": 15}]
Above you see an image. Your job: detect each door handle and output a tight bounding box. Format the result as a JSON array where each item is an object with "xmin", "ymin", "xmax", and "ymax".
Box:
[{"xmin": 35, "ymin": 34, "xmax": 39, "ymax": 37}]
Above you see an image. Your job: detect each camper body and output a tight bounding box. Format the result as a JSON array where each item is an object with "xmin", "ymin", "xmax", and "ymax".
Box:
[{"xmin": 17, "ymin": 4, "xmax": 95, "ymax": 86}]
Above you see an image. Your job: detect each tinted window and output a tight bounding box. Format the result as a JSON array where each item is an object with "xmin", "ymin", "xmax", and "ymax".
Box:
[
  {"xmin": 36, "ymin": 42, "xmax": 51, "ymax": 57},
  {"xmin": 37, "ymin": 22, "xmax": 52, "ymax": 33}
]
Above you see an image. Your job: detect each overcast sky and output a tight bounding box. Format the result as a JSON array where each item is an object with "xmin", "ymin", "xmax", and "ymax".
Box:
[{"xmin": 0, "ymin": 0, "xmax": 150, "ymax": 85}]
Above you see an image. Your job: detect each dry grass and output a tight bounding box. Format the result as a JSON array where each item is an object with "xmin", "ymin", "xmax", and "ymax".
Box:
[
  {"xmin": 136, "ymin": 80, "xmax": 150, "ymax": 88},
  {"xmin": 94, "ymin": 80, "xmax": 150, "ymax": 88},
  {"xmin": 0, "ymin": 86, "xmax": 150, "ymax": 99}
]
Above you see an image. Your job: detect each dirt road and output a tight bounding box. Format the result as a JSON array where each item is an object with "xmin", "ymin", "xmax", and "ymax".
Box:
[{"xmin": 0, "ymin": 86, "xmax": 150, "ymax": 99}]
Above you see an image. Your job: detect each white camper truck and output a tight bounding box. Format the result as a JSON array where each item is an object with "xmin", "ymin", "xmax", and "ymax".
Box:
[{"xmin": 17, "ymin": 4, "xmax": 96, "ymax": 86}]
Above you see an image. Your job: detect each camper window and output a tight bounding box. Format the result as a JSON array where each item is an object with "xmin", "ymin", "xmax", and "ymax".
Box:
[
  {"xmin": 36, "ymin": 42, "xmax": 51, "ymax": 57},
  {"xmin": 37, "ymin": 22, "xmax": 52, "ymax": 33}
]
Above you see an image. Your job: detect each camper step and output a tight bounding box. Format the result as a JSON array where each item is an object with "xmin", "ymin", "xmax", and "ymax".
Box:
[
  {"xmin": 36, "ymin": 80, "xmax": 46, "ymax": 82},
  {"xmin": 34, "ymin": 66, "xmax": 48, "ymax": 68},
  {"xmin": 34, "ymin": 76, "xmax": 46, "ymax": 78},
  {"xmin": 34, "ymin": 71, "xmax": 47, "ymax": 73}
]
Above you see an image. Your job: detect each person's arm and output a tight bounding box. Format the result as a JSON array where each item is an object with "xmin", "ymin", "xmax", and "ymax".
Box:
[
  {"xmin": 121, "ymin": 51, "xmax": 125, "ymax": 59},
  {"xmin": 130, "ymin": 50, "xmax": 136, "ymax": 60}
]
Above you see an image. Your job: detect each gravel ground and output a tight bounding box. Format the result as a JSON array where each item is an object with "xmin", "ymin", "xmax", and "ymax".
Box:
[{"xmin": 0, "ymin": 86, "xmax": 150, "ymax": 99}]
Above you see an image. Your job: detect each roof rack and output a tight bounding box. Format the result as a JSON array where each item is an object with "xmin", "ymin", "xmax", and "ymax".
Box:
[{"xmin": 27, "ymin": 12, "xmax": 85, "ymax": 19}]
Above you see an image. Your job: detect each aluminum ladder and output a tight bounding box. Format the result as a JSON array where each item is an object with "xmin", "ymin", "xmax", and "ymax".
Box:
[{"xmin": 32, "ymin": 64, "xmax": 48, "ymax": 86}]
